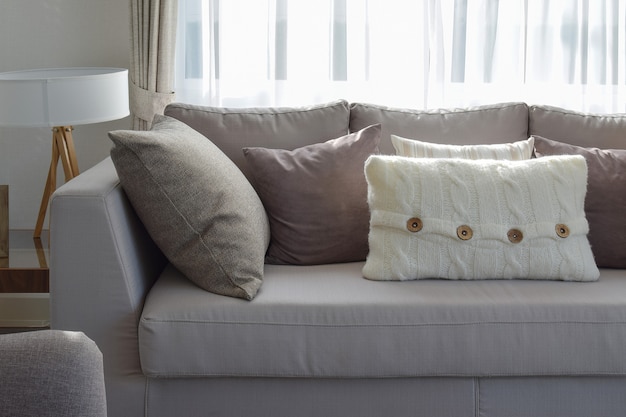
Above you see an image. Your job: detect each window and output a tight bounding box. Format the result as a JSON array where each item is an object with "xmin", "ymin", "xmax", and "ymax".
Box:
[{"xmin": 175, "ymin": 0, "xmax": 626, "ymax": 113}]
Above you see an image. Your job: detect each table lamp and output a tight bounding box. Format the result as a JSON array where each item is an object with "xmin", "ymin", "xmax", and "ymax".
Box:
[{"xmin": 0, "ymin": 67, "xmax": 129, "ymax": 239}]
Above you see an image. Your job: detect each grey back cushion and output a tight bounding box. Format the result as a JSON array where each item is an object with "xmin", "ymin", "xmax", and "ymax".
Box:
[
  {"xmin": 529, "ymin": 104, "xmax": 626, "ymax": 149},
  {"xmin": 164, "ymin": 100, "xmax": 351, "ymax": 179},
  {"xmin": 349, "ymin": 102, "xmax": 530, "ymax": 155}
]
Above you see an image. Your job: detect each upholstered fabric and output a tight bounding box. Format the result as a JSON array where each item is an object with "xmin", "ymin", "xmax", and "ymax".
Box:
[
  {"xmin": 529, "ymin": 104, "xmax": 626, "ymax": 149},
  {"xmin": 243, "ymin": 124, "xmax": 381, "ymax": 265},
  {"xmin": 51, "ymin": 157, "xmax": 166, "ymax": 417},
  {"xmin": 164, "ymin": 100, "xmax": 351, "ymax": 179},
  {"xmin": 0, "ymin": 330, "xmax": 106, "ymax": 417},
  {"xmin": 139, "ymin": 263, "xmax": 624, "ymax": 378},
  {"xmin": 392, "ymin": 135, "xmax": 535, "ymax": 159},
  {"xmin": 479, "ymin": 377, "xmax": 626, "ymax": 417},
  {"xmin": 363, "ymin": 155, "xmax": 599, "ymax": 281},
  {"xmin": 51, "ymin": 100, "xmax": 626, "ymax": 417},
  {"xmin": 533, "ymin": 136, "xmax": 626, "ymax": 268},
  {"xmin": 349, "ymin": 102, "xmax": 530, "ymax": 155},
  {"xmin": 145, "ymin": 377, "xmax": 475, "ymax": 417},
  {"xmin": 109, "ymin": 115, "xmax": 269, "ymax": 300}
]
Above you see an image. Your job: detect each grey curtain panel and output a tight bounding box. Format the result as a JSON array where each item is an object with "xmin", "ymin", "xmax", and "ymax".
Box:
[{"xmin": 130, "ymin": 0, "xmax": 178, "ymax": 130}]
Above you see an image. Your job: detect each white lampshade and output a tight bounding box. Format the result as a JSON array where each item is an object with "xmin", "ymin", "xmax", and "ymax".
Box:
[{"xmin": 0, "ymin": 67, "xmax": 129, "ymax": 127}]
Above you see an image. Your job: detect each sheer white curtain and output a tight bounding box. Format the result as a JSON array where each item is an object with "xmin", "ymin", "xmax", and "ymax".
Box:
[{"xmin": 175, "ymin": 0, "xmax": 626, "ymax": 113}]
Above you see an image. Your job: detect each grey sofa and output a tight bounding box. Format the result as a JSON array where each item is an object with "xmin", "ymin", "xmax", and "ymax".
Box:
[
  {"xmin": 0, "ymin": 330, "xmax": 106, "ymax": 417},
  {"xmin": 50, "ymin": 101, "xmax": 626, "ymax": 417}
]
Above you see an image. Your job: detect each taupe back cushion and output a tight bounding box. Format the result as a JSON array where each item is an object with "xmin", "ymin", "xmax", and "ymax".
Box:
[
  {"xmin": 529, "ymin": 104, "xmax": 626, "ymax": 149},
  {"xmin": 349, "ymin": 102, "xmax": 530, "ymax": 155},
  {"xmin": 164, "ymin": 100, "xmax": 351, "ymax": 179}
]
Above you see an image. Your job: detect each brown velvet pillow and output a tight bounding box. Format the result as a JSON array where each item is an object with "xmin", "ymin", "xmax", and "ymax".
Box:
[
  {"xmin": 243, "ymin": 124, "xmax": 381, "ymax": 265},
  {"xmin": 533, "ymin": 135, "xmax": 626, "ymax": 268}
]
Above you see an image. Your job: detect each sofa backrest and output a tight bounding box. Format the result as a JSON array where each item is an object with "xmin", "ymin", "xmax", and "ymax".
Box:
[
  {"xmin": 529, "ymin": 105, "xmax": 626, "ymax": 149},
  {"xmin": 164, "ymin": 100, "xmax": 350, "ymax": 179},
  {"xmin": 349, "ymin": 102, "xmax": 530, "ymax": 154},
  {"xmin": 165, "ymin": 100, "xmax": 626, "ymax": 171}
]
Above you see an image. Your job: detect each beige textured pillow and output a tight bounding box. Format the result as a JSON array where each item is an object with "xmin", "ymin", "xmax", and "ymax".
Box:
[
  {"xmin": 243, "ymin": 124, "xmax": 381, "ymax": 265},
  {"xmin": 363, "ymin": 154, "xmax": 599, "ymax": 281},
  {"xmin": 109, "ymin": 115, "xmax": 270, "ymax": 300},
  {"xmin": 391, "ymin": 135, "xmax": 534, "ymax": 159}
]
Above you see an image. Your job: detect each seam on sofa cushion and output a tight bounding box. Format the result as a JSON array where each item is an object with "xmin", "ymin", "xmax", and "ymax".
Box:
[
  {"xmin": 475, "ymin": 377, "xmax": 480, "ymax": 417},
  {"xmin": 529, "ymin": 104, "xmax": 626, "ymax": 119},
  {"xmin": 166, "ymin": 99, "xmax": 349, "ymax": 116},
  {"xmin": 350, "ymin": 101, "xmax": 528, "ymax": 116},
  {"xmin": 141, "ymin": 318, "xmax": 626, "ymax": 327}
]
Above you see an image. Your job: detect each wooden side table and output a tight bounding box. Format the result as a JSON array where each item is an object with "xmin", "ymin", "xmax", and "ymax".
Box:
[{"xmin": 0, "ymin": 230, "xmax": 49, "ymax": 293}]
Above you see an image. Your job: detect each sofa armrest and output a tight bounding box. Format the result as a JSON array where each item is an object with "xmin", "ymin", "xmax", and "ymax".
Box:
[
  {"xmin": 50, "ymin": 157, "xmax": 167, "ymax": 411},
  {"xmin": 0, "ymin": 330, "xmax": 106, "ymax": 417}
]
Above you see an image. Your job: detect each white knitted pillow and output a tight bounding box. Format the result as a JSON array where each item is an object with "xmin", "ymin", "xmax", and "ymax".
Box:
[
  {"xmin": 391, "ymin": 135, "xmax": 534, "ymax": 160},
  {"xmin": 363, "ymin": 155, "xmax": 599, "ymax": 281}
]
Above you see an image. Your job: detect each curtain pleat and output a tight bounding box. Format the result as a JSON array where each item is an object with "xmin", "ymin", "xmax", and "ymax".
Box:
[
  {"xmin": 130, "ymin": 0, "xmax": 178, "ymax": 130},
  {"xmin": 175, "ymin": 0, "xmax": 626, "ymax": 113}
]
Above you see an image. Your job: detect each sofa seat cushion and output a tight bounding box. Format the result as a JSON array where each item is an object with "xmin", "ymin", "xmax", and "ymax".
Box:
[{"xmin": 139, "ymin": 264, "xmax": 626, "ymax": 379}]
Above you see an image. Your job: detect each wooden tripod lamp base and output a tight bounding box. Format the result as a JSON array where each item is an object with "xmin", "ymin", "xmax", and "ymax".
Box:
[
  {"xmin": 34, "ymin": 126, "xmax": 80, "ymax": 238},
  {"xmin": 0, "ymin": 67, "xmax": 130, "ymax": 239}
]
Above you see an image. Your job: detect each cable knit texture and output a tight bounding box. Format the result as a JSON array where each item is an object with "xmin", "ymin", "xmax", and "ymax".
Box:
[{"xmin": 363, "ymin": 154, "xmax": 599, "ymax": 281}]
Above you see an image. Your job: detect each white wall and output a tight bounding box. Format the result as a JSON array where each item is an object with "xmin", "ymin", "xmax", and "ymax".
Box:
[{"xmin": 0, "ymin": 0, "xmax": 132, "ymax": 230}]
